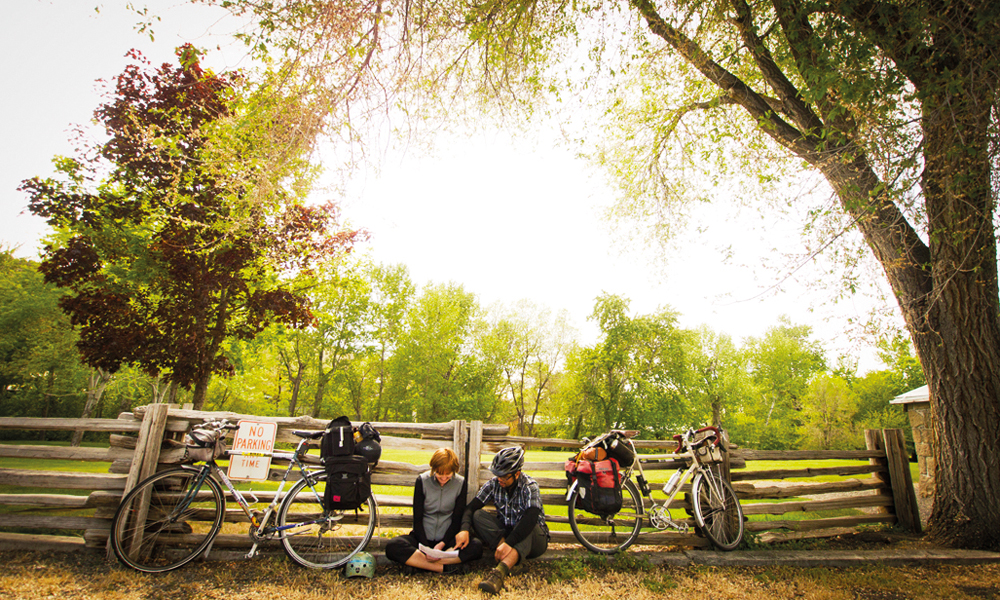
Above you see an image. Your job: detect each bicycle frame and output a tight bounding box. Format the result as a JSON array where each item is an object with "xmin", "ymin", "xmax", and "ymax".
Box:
[
  {"xmin": 571, "ymin": 428, "xmax": 722, "ymax": 532},
  {"xmin": 199, "ymin": 437, "xmax": 328, "ymax": 559},
  {"xmin": 566, "ymin": 426, "xmax": 743, "ymax": 553}
]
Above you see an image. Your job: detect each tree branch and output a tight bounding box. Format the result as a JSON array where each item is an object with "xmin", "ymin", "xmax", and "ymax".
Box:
[
  {"xmin": 820, "ymin": 0, "xmax": 935, "ymax": 89},
  {"xmin": 629, "ymin": 0, "xmax": 822, "ymax": 159},
  {"xmin": 729, "ymin": 0, "xmax": 826, "ymax": 135},
  {"xmin": 768, "ymin": 0, "xmax": 856, "ymax": 134},
  {"xmin": 630, "ymin": 0, "xmax": 931, "ymax": 322}
]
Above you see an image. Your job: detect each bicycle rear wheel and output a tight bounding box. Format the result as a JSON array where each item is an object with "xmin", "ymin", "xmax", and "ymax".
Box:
[
  {"xmin": 277, "ymin": 472, "xmax": 378, "ymax": 569},
  {"xmin": 691, "ymin": 468, "xmax": 744, "ymax": 550},
  {"xmin": 110, "ymin": 466, "xmax": 225, "ymax": 573},
  {"xmin": 568, "ymin": 478, "xmax": 644, "ymax": 554}
]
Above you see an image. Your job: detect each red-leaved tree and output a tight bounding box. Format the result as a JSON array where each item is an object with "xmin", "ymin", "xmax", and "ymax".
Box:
[{"xmin": 21, "ymin": 46, "xmax": 360, "ymax": 409}]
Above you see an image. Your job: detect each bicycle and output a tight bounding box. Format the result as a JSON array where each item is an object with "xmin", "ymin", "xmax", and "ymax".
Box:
[
  {"xmin": 110, "ymin": 419, "xmax": 378, "ymax": 573},
  {"xmin": 565, "ymin": 425, "xmax": 744, "ymax": 554}
]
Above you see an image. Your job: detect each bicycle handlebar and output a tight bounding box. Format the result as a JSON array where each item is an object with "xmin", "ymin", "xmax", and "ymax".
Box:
[
  {"xmin": 188, "ymin": 419, "xmax": 239, "ymax": 445},
  {"xmin": 581, "ymin": 425, "xmax": 723, "ymax": 455},
  {"xmin": 673, "ymin": 425, "xmax": 722, "ymax": 453}
]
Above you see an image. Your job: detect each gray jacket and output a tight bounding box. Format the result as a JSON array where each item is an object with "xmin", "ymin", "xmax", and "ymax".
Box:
[{"xmin": 415, "ymin": 470, "xmax": 467, "ymax": 543}]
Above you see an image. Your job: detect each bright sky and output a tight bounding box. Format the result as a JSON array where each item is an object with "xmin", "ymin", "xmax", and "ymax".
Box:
[{"xmin": 1, "ymin": 1, "xmax": 887, "ymax": 368}]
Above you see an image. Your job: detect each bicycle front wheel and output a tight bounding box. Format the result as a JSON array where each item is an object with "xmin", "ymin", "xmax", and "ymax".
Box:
[
  {"xmin": 277, "ymin": 472, "xmax": 378, "ymax": 569},
  {"xmin": 110, "ymin": 466, "xmax": 225, "ymax": 573},
  {"xmin": 568, "ymin": 478, "xmax": 644, "ymax": 554},
  {"xmin": 691, "ymin": 468, "xmax": 744, "ymax": 550}
]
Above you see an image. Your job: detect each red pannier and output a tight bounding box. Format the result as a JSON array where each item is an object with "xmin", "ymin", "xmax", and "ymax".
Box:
[{"xmin": 565, "ymin": 457, "xmax": 623, "ymax": 516}]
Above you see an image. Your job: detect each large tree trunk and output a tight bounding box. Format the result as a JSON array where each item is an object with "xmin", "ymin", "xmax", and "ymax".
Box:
[
  {"xmin": 632, "ymin": 0, "xmax": 1000, "ymax": 548},
  {"xmin": 279, "ymin": 344, "xmax": 307, "ymax": 417},
  {"xmin": 914, "ymin": 81, "xmax": 1000, "ymax": 549},
  {"xmin": 191, "ymin": 372, "xmax": 210, "ymax": 410},
  {"xmin": 192, "ymin": 289, "xmax": 231, "ymax": 411}
]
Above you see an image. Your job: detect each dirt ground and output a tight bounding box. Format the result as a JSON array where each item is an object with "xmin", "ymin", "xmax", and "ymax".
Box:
[{"xmin": 2, "ymin": 535, "xmax": 999, "ymax": 600}]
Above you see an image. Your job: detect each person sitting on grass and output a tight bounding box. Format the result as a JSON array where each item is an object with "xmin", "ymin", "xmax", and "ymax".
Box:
[
  {"xmin": 455, "ymin": 446, "xmax": 549, "ymax": 594},
  {"xmin": 385, "ymin": 447, "xmax": 484, "ymax": 574}
]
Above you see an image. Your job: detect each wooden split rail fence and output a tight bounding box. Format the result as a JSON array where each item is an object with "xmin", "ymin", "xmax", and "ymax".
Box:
[{"xmin": 0, "ymin": 406, "xmax": 920, "ymax": 555}]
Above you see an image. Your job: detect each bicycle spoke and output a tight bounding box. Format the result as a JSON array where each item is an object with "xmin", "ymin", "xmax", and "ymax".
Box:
[
  {"xmin": 278, "ymin": 473, "xmax": 377, "ymax": 569},
  {"xmin": 692, "ymin": 470, "xmax": 744, "ymax": 550},
  {"xmin": 569, "ymin": 479, "xmax": 644, "ymax": 554},
  {"xmin": 111, "ymin": 467, "xmax": 225, "ymax": 573}
]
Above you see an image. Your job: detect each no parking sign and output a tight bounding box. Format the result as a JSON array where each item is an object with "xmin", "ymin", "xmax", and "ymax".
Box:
[{"xmin": 227, "ymin": 420, "xmax": 277, "ymax": 481}]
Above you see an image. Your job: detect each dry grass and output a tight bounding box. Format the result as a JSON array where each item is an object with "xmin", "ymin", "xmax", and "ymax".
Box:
[{"xmin": 2, "ymin": 545, "xmax": 1000, "ymax": 600}]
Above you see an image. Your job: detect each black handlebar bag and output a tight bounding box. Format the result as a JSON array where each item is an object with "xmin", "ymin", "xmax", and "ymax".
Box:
[{"xmin": 323, "ymin": 454, "xmax": 371, "ymax": 511}]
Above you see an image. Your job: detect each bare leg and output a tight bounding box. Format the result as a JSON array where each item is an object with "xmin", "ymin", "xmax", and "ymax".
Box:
[
  {"xmin": 499, "ymin": 548, "xmax": 518, "ymax": 570},
  {"xmin": 404, "ymin": 550, "xmax": 462, "ymax": 573}
]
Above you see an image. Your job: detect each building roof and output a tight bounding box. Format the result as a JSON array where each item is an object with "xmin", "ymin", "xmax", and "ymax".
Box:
[{"xmin": 890, "ymin": 384, "xmax": 929, "ymax": 405}]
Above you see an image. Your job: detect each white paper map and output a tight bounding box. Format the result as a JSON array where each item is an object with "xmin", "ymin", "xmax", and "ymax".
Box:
[{"xmin": 418, "ymin": 544, "xmax": 460, "ymax": 559}]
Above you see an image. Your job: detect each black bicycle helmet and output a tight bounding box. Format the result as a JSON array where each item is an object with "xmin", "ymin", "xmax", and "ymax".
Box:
[
  {"xmin": 355, "ymin": 437, "xmax": 382, "ymax": 466},
  {"xmin": 490, "ymin": 446, "xmax": 525, "ymax": 476}
]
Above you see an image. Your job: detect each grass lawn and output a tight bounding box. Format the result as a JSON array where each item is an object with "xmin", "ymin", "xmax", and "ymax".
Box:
[{"xmin": 6, "ymin": 544, "xmax": 1000, "ymax": 600}]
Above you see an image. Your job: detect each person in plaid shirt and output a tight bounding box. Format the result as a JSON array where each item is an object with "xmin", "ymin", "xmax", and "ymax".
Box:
[{"xmin": 455, "ymin": 446, "xmax": 549, "ymax": 594}]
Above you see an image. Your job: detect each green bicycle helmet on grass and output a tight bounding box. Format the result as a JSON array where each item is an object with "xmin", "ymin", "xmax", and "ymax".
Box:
[{"xmin": 344, "ymin": 552, "xmax": 376, "ymax": 578}]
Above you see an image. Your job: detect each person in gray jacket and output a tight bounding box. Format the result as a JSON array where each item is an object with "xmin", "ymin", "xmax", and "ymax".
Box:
[{"xmin": 385, "ymin": 448, "xmax": 484, "ymax": 573}]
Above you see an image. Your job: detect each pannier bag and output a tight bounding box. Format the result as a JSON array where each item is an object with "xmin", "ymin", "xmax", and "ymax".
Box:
[
  {"xmin": 565, "ymin": 457, "xmax": 622, "ymax": 516},
  {"xmin": 324, "ymin": 454, "xmax": 372, "ymax": 511},
  {"xmin": 322, "ymin": 415, "xmax": 355, "ymax": 459}
]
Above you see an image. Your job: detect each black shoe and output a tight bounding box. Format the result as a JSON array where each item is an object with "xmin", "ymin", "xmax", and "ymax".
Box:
[
  {"xmin": 401, "ymin": 565, "xmax": 418, "ymax": 575},
  {"xmin": 443, "ymin": 563, "xmax": 467, "ymax": 575}
]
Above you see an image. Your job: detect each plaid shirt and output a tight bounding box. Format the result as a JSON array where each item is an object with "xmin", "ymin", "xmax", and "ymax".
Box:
[{"xmin": 475, "ymin": 474, "xmax": 549, "ymax": 536}]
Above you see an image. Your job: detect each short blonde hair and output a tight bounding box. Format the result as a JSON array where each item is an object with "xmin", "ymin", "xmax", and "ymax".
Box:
[{"xmin": 429, "ymin": 448, "xmax": 460, "ymax": 475}]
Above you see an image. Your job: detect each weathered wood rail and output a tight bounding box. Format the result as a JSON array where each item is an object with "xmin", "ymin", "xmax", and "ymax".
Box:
[
  {"xmin": 731, "ymin": 431, "xmax": 921, "ymax": 543},
  {"xmin": 478, "ymin": 425, "xmax": 919, "ymax": 546},
  {"xmin": 0, "ymin": 408, "xmax": 920, "ymax": 555}
]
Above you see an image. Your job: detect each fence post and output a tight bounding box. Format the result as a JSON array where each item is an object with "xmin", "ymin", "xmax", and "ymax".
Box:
[
  {"xmin": 452, "ymin": 420, "xmax": 469, "ymax": 476},
  {"xmin": 123, "ymin": 403, "xmax": 171, "ymax": 495},
  {"xmin": 882, "ymin": 428, "xmax": 922, "ymax": 533},
  {"xmin": 864, "ymin": 429, "xmax": 893, "ymax": 518},
  {"xmin": 720, "ymin": 429, "xmax": 732, "ymax": 486},
  {"xmin": 466, "ymin": 421, "xmax": 484, "ymax": 502},
  {"xmin": 105, "ymin": 403, "xmax": 170, "ymax": 557}
]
